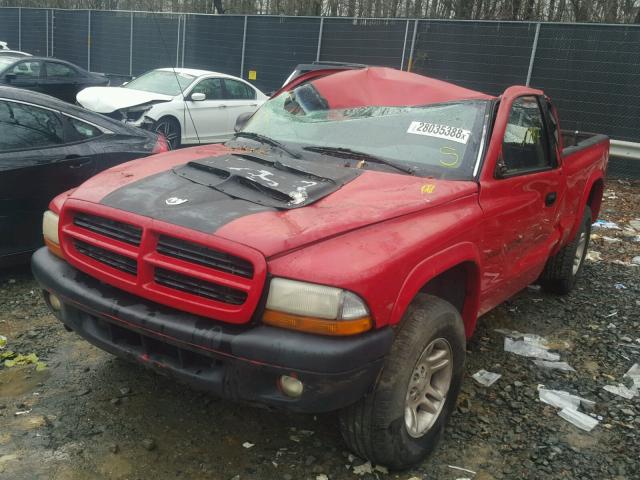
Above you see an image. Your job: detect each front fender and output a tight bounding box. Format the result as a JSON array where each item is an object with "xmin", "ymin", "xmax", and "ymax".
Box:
[{"xmin": 389, "ymin": 242, "xmax": 482, "ymax": 337}]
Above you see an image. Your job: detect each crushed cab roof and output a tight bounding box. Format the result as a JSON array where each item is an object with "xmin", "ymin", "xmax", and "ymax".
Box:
[{"xmin": 310, "ymin": 67, "xmax": 495, "ymax": 109}]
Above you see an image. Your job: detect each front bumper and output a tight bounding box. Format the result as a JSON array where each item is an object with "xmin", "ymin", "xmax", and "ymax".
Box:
[{"xmin": 32, "ymin": 248, "xmax": 393, "ymax": 412}]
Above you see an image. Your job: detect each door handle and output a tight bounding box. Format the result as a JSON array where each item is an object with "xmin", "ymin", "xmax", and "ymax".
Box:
[
  {"xmin": 67, "ymin": 156, "xmax": 91, "ymax": 169},
  {"xmin": 545, "ymin": 192, "xmax": 557, "ymax": 207}
]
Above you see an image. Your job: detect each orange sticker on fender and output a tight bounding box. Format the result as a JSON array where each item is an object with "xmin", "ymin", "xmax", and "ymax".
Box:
[{"xmin": 421, "ymin": 183, "xmax": 436, "ymax": 194}]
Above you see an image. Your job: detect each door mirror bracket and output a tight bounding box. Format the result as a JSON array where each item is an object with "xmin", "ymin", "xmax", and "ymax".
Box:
[{"xmin": 495, "ymin": 154, "xmax": 509, "ymax": 179}]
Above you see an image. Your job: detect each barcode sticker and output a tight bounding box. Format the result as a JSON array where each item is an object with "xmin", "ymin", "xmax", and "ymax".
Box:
[{"xmin": 407, "ymin": 121, "xmax": 471, "ymax": 144}]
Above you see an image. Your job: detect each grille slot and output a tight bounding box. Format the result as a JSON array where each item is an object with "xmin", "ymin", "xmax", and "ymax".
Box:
[
  {"xmin": 155, "ymin": 268, "xmax": 247, "ymax": 305},
  {"xmin": 74, "ymin": 213, "xmax": 142, "ymax": 246},
  {"xmin": 74, "ymin": 240, "xmax": 138, "ymax": 275},
  {"xmin": 157, "ymin": 235, "xmax": 254, "ymax": 279}
]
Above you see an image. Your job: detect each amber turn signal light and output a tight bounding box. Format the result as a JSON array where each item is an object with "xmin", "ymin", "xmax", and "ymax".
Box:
[
  {"xmin": 263, "ymin": 309, "xmax": 372, "ymax": 336},
  {"xmin": 44, "ymin": 237, "xmax": 64, "ymax": 259}
]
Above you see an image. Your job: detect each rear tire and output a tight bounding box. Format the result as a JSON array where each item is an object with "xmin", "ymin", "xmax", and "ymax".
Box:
[
  {"xmin": 539, "ymin": 206, "xmax": 592, "ymax": 294},
  {"xmin": 338, "ymin": 294, "xmax": 465, "ymax": 470},
  {"xmin": 154, "ymin": 116, "xmax": 181, "ymax": 150}
]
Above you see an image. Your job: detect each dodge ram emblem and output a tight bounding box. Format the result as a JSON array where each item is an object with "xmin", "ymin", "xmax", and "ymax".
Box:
[{"xmin": 165, "ymin": 197, "xmax": 188, "ymax": 206}]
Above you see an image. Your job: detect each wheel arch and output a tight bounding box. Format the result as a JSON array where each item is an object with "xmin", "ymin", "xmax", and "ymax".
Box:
[
  {"xmin": 389, "ymin": 242, "xmax": 482, "ymax": 338},
  {"xmin": 154, "ymin": 113, "xmax": 183, "ymax": 146},
  {"xmin": 586, "ymin": 177, "xmax": 604, "ymax": 221},
  {"xmin": 568, "ymin": 173, "xmax": 603, "ymax": 242}
]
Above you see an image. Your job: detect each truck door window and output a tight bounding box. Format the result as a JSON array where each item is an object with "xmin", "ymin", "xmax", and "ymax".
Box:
[{"xmin": 500, "ymin": 96, "xmax": 551, "ymax": 176}]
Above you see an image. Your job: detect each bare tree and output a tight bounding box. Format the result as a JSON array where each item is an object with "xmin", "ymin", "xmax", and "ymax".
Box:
[{"xmin": 0, "ymin": 0, "xmax": 638, "ymax": 23}]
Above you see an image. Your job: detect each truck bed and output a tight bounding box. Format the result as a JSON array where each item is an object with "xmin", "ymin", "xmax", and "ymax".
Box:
[{"xmin": 562, "ymin": 130, "xmax": 609, "ymax": 156}]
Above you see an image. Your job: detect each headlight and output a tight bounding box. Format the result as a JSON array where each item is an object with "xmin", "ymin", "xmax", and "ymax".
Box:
[
  {"xmin": 263, "ymin": 278, "xmax": 371, "ymax": 336},
  {"xmin": 120, "ymin": 106, "xmax": 151, "ymax": 122},
  {"xmin": 42, "ymin": 210, "xmax": 63, "ymax": 258}
]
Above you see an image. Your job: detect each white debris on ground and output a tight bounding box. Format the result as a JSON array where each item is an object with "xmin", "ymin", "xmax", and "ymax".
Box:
[
  {"xmin": 591, "ymin": 220, "xmax": 620, "ymax": 229},
  {"xmin": 538, "ymin": 386, "xmax": 598, "ymax": 432},
  {"xmin": 585, "ymin": 250, "xmax": 602, "ymax": 262},
  {"xmin": 447, "ymin": 465, "xmax": 477, "ymax": 475},
  {"xmin": 624, "ymin": 363, "xmax": 640, "ymax": 389},
  {"xmin": 603, "ymin": 384, "xmax": 636, "ymax": 400},
  {"xmin": 604, "ymin": 363, "xmax": 640, "ymax": 399},
  {"xmin": 242, "ymin": 442, "xmax": 255, "ymax": 449},
  {"xmin": 351, "ymin": 462, "xmax": 388, "ymax": 476},
  {"xmin": 558, "ymin": 408, "xmax": 599, "ymax": 432},
  {"xmin": 472, "ymin": 369, "xmax": 502, "ymax": 387},
  {"xmin": 352, "ymin": 462, "xmax": 373, "ymax": 475},
  {"xmin": 533, "ymin": 360, "xmax": 576, "ymax": 372},
  {"xmin": 503, "ymin": 335, "xmax": 560, "ymax": 361}
]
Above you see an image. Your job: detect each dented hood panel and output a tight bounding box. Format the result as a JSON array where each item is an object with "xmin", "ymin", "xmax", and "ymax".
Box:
[
  {"xmin": 76, "ymin": 86, "xmax": 173, "ymax": 113},
  {"xmin": 69, "ymin": 145, "xmax": 478, "ymax": 258},
  {"xmin": 215, "ymin": 171, "xmax": 478, "ymax": 257}
]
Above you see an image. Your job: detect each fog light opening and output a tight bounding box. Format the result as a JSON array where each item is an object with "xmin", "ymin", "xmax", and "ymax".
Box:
[
  {"xmin": 48, "ymin": 293, "xmax": 62, "ymax": 312},
  {"xmin": 279, "ymin": 375, "xmax": 304, "ymax": 398}
]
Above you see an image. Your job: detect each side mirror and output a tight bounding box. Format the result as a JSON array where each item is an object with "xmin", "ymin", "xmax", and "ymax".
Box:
[
  {"xmin": 190, "ymin": 92, "xmax": 206, "ymax": 102},
  {"xmin": 234, "ymin": 111, "xmax": 253, "ymax": 132},
  {"xmin": 495, "ymin": 154, "xmax": 509, "ymax": 179},
  {"xmin": 5, "ymin": 73, "xmax": 15, "ymax": 83}
]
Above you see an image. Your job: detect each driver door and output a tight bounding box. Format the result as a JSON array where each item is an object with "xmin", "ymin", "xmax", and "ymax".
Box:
[
  {"xmin": 183, "ymin": 78, "xmax": 230, "ymax": 144},
  {"xmin": 478, "ymin": 94, "xmax": 565, "ymax": 313}
]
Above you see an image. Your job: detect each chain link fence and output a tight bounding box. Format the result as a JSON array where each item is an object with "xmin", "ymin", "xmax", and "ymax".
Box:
[{"xmin": 0, "ymin": 7, "xmax": 638, "ymax": 177}]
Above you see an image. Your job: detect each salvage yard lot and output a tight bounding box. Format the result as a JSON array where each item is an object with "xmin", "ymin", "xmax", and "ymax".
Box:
[{"xmin": 0, "ymin": 180, "xmax": 638, "ymax": 480}]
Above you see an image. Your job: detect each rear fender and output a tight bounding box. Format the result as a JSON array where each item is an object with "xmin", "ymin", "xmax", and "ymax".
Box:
[{"xmin": 390, "ymin": 242, "xmax": 482, "ymax": 338}]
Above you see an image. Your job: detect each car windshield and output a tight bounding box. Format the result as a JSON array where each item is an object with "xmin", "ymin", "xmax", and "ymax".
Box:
[
  {"xmin": 124, "ymin": 70, "xmax": 195, "ymax": 96},
  {"xmin": 243, "ymin": 84, "xmax": 489, "ymax": 179}
]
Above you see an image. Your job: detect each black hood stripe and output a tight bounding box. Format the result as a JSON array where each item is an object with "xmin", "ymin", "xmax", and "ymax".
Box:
[{"xmin": 100, "ymin": 152, "xmax": 361, "ymax": 234}]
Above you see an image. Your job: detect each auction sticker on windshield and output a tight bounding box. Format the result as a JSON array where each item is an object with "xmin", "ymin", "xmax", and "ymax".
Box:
[{"xmin": 407, "ymin": 121, "xmax": 470, "ymax": 144}]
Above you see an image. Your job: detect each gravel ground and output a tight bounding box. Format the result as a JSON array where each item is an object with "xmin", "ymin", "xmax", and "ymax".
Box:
[{"xmin": 0, "ymin": 180, "xmax": 638, "ymax": 480}]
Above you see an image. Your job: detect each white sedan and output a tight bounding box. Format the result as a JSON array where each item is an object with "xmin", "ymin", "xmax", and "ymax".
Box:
[{"xmin": 77, "ymin": 68, "xmax": 267, "ymax": 149}]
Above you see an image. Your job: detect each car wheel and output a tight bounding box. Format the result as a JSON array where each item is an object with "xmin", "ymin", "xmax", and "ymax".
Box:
[
  {"xmin": 154, "ymin": 116, "xmax": 181, "ymax": 150},
  {"xmin": 539, "ymin": 205, "xmax": 592, "ymax": 295},
  {"xmin": 339, "ymin": 294, "xmax": 465, "ymax": 470}
]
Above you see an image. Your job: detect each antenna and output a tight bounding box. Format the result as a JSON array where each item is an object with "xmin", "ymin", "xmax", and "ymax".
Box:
[{"xmin": 148, "ymin": 7, "xmax": 202, "ymax": 146}]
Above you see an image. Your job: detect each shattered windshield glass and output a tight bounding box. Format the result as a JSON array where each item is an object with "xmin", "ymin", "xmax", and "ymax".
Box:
[
  {"xmin": 124, "ymin": 70, "xmax": 195, "ymax": 96},
  {"xmin": 243, "ymin": 83, "xmax": 489, "ymax": 179}
]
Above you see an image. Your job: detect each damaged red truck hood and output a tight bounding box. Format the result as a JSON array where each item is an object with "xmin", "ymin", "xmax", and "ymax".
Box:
[{"xmin": 66, "ymin": 144, "xmax": 478, "ymax": 258}]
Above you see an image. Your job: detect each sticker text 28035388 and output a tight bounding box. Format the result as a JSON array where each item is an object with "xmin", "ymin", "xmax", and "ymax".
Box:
[{"xmin": 407, "ymin": 121, "xmax": 470, "ymax": 144}]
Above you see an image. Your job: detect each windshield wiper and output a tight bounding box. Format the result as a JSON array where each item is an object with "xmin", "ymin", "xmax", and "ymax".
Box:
[
  {"xmin": 233, "ymin": 131, "xmax": 301, "ymax": 159},
  {"xmin": 303, "ymin": 146, "xmax": 414, "ymax": 175}
]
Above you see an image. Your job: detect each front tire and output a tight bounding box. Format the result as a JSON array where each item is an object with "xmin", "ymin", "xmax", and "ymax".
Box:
[
  {"xmin": 154, "ymin": 116, "xmax": 181, "ymax": 150},
  {"xmin": 339, "ymin": 294, "xmax": 465, "ymax": 470},
  {"xmin": 539, "ymin": 206, "xmax": 592, "ymax": 294}
]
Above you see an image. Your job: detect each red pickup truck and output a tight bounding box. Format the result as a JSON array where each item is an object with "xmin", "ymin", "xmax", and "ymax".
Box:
[{"xmin": 32, "ymin": 67, "xmax": 609, "ymax": 469}]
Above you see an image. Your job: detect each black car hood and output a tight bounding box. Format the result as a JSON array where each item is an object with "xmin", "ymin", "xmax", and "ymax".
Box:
[{"xmin": 100, "ymin": 152, "xmax": 361, "ymax": 233}]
